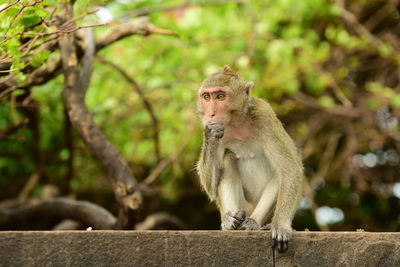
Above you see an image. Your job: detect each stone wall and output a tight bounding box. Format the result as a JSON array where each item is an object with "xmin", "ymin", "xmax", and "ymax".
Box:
[{"xmin": 0, "ymin": 231, "xmax": 399, "ymax": 266}]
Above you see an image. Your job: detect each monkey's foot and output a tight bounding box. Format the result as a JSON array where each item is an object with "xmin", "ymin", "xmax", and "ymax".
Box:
[
  {"xmin": 271, "ymin": 225, "xmax": 291, "ymax": 253},
  {"xmin": 221, "ymin": 210, "xmax": 245, "ymax": 230},
  {"xmin": 260, "ymin": 223, "xmax": 271, "ymax": 230},
  {"xmin": 237, "ymin": 217, "xmax": 260, "ymax": 230}
]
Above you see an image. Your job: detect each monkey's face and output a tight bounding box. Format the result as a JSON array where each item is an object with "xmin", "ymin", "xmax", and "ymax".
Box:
[
  {"xmin": 197, "ymin": 66, "xmax": 254, "ymax": 127},
  {"xmin": 198, "ymin": 86, "xmax": 232, "ymax": 124}
]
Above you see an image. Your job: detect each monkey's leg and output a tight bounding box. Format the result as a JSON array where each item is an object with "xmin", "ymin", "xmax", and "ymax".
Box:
[
  {"xmin": 218, "ymin": 177, "xmax": 246, "ymax": 230},
  {"xmin": 218, "ymin": 157, "xmax": 247, "ymax": 230},
  {"xmin": 249, "ymin": 178, "xmax": 279, "ymax": 225},
  {"xmin": 236, "ymin": 178, "xmax": 279, "ymax": 230}
]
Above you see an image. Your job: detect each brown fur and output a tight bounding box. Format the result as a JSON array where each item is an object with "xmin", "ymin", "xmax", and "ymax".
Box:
[{"xmin": 196, "ymin": 65, "xmax": 303, "ymax": 252}]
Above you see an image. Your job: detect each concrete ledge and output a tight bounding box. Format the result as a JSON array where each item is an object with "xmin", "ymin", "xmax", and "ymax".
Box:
[{"xmin": 0, "ymin": 231, "xmax": 399, "ymax": 266}]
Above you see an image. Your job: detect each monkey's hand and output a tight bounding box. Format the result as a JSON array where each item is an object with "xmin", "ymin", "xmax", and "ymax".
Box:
[
  {"xmin": 205, "ymin": 121, "xmax": 224, "ymax": 140},
  {"xmin": 221, "ymin": 210, "xmax": 245, "ymax": 230},
  {"xmin": 271, "ymin": 224, "xmax": 292, "ymax": 253},
  {"xmin": 237, "ymin": 217, "xmax": 260, "ymax": 230}
]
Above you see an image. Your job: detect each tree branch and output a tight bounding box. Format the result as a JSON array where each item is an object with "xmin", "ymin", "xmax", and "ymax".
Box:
[
  {"xmin": 336, "ymin": 1, "xmax": 383, "ymax": 47},
  {"xmin": 52, "ymin": 219, "xmax": 82, "ymax": 230},
  {"xmin": 96, "ymin": 16, "xmax": 177, "ymax": 50},
  {"xmin": 364, "ymin": 0, "xmax": 399, "ymax": 32},
  {"xmin": 0, "ymin": 198, "xmax": 116, "ymax": 230},
  {"xmin": 0, "ymin": 0, "xmax": 20, "ymax": 14},
  {"xmin": 62, "ymin": 105, "xmax": 74, "ymax": 194},
  {"xmin": 135, "ymin": 212, "xmax": 187, "ymax": 230},
  {"xmin": 0, "ymin": 16, "xmax": 176, "ymax": 94},
  {"xmin": 58, "ymin": 2, "xmax": 142, "ymax": 229},
  {"xmin": 96, "ymin": 55, "xmax": 161, "ymax": 161},
  {"xmin": 293, "ymin": 92, "xmax": 360, "ymax": 118},
  {"xmin": 20, "ymin": 22, "xmax": 108, "ymax": 37},
  {"xmin": 0, "ymin": 118, "xmax": 29, "ymax": 138},
  {"xmin": 18, "ymin": 172, "xmax": 39, "ymax": 201},
  {"xmin": 120, "ymin": 0, "xmax": 245, "ymax": 18},
  {"xmin": 141, "ymin": 123, "xmax": 196, "ymax": 186}
]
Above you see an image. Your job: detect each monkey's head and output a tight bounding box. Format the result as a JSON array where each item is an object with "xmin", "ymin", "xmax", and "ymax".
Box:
[{"xmin": 197, "ymin": 65, "xmax": 254, "ymax": 126}]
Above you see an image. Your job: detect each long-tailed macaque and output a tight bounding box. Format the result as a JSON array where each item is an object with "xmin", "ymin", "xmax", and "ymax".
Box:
[{"xmin": 196, "ymin": 65, "xmax": 303, "ymax": 253}]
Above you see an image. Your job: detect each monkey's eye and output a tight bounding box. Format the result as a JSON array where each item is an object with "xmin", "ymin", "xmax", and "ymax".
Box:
[
  {"xmin": 203, "ymin": 93, "xmax": 210, "ymax": 101},
  {"xmin": 216, "ymin": 92, "xmax": 226, "ymax": 100}
]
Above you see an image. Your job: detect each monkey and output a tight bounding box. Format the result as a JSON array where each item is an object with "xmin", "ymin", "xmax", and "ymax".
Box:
[{"xmin": 196, "ymin": 65, "xmax": 303, "ymax": 253}]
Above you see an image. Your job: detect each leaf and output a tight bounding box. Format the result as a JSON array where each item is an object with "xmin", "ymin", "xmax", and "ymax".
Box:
[
  {"xmin": 366, "ymin": 82, "xmax": 381, "ymax": 93},
  {"xmin": 59, "ymin": 149, "xmax": 70, "ymax": 160},
  {"xmin": 30, "ymin": 50, "xmax": 51, "ymax": 68},
  {"xmin": 378, "ymin": 43, "xmax": 392, "ymax": 58},
  {"xmin": 34, "ymin": 8, "xmax": 49, "ymax": 18},
  {"xmin": 367, "ymin": 98, "xmax": 380, "ymax": 110},
  {"xmin": 4, "ymin": 6, "xmax": 19, "ymax": 16},
  {"xmin": 10, "ymin": 60, "xmax": 25, "ymax": 72},
  {"xmin": 318, "ymin": 95, "xmax": 335, "ymax": 108},
  {"xmin": 12, "ymin": 89, "xmax": 25, "ymax": 96},
  {"xmin": 19, "ymin": 15, "xmax": 41, "ymax": 27},
  {"xmin": 391, "ymin": 95, "xmax": 400, "ymax": 109}
]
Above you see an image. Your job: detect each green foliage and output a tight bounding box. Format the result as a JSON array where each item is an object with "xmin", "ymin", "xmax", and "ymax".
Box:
[
  {"xmin": 0, "ymin": 0, "xmax": 399, "ymax": 231},
  {"xmin": 0, "ymin": 0, "xmax": 55, "ymax": 78}
]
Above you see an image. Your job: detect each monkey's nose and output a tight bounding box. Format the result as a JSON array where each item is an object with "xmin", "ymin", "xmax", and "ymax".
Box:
[{"xmin": 209, "ymin": 114, "xmax": 217, "ymax": 121}]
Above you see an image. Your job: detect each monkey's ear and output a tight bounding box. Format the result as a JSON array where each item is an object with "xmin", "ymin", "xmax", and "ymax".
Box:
[{"xmin": 245, "ymin": 81, "xmax": 254, "ymax": 95}]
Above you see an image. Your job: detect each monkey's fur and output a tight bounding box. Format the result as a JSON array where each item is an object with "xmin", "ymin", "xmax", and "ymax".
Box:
[{"xmin": 196, "ymin": 65, "xmax": 303, "ymax": 253}]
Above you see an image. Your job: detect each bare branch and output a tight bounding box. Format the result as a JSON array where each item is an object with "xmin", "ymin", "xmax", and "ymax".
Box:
[
  {"xmin": 303, "ymin": 181, "xmax": 329, "ymax": 231},
  {"xmin": 62, "ymin": 105, "xmax": 74, "ymax": 194},
  {"xmin": 0, "ymin": 118, "xmax": 29, "ymax": 138},
  {"xmin": 96, "ymin": 55, "xmax": 161, "ymax": 161},
  {"xmin": 135, "ymin": 212, "xmax": 187, "ymax": 230},
  {"xmin": 0, "ymin": 198, "xmax": 116, "ymax": 230},
  {"xmin": 20, "ymin": 23, "xmax": 108, "ymax": 37},
  {"xmin": 0, "ymin": 17, "xmax": 175, "ymax": 94},
  {"xmin": 95, "ymin": 17, "xmax": 177, "ymax": 51},
  {"xmin": 336, "ymin": 1, "xmax": 383, "ymax": 47},
  {"xmin": 315, "ymin": 65, "xmax": 352, "ymax": 107},
  {"xmin": 292, "ymin": 92, "xmax": 360, "ymax": 118},
  {"xmin": 141, "ymin": 123, "xmax": 196, "ymax": 186},
  {"xmin": 0, "ymin": 69, "xmax": 17, "ymax": 73},
  {"xmin": 52, "ymin": 219, "xmax": 82, "ymax": 230},
  {"xmin": 364, "ymin": 0, "xmax": 399, "ymax": 32},
  {"xmin": 0, "ymin": 0, "xmax": 20, "ymax": 14},
  {"xmin": 18, "ymin": 172, "xmax": 39, "ymax": 201},
  {"xmin": 120, "ymin": 0, "xmax": 245, "ymax": 18},
  {"xmin": 58, "ymin": 2, "xmax": 142, "ymax": 229}
]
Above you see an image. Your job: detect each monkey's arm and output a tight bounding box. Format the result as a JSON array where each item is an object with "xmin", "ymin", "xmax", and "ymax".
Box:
[
  {"xmin": 257, "ymin": 128, "xmax": 303, "ymax": 252},
  {"xmin": 196, "ymin": 122, "xmax": 224, "ymax": 200},
  {"xmin": 197, "ymin": 142, "xmax": 221, "ymax": 200},
  {"xmin": 250, "ymin": 100, "xmax": 303, "ymax": 251},
  {"xmin": 248, "ymin": 177, "xmax": 279, "ymax": 225},
  {"xmin": 269, "ymin": 132, "xmax": 303, "ymax": 223}
]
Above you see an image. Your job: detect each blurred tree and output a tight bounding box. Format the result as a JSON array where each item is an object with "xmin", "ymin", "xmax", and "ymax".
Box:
[{"xmin": 0, "ymin": 0, "xmax": 399, "ymax": 231}]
